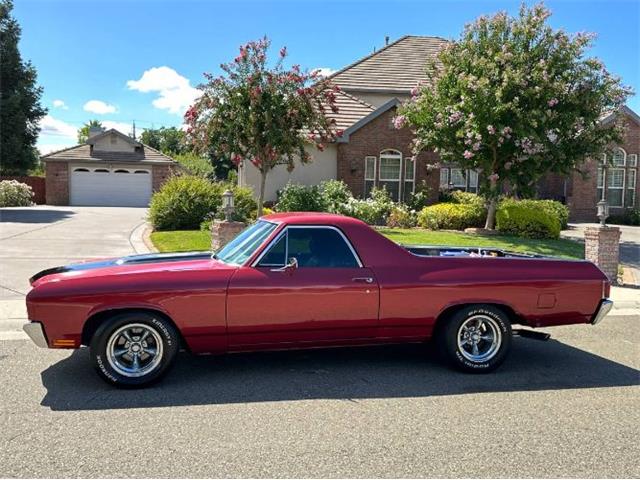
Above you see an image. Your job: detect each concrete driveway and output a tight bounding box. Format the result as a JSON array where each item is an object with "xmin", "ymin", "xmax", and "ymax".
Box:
[{"xmin": 0, "ymin": 206, "xmax": 148, "ymax": 326}]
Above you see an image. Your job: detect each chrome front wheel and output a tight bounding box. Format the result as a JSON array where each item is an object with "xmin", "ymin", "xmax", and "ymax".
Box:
[{"xmin": 106, "ymin": 323, "xmax": 164, "ymax": 378}]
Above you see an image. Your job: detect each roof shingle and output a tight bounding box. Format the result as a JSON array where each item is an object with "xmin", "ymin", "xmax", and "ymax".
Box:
[{"xmin": 329, "ymin": 35, "xmax": 448, "ymax": 93}]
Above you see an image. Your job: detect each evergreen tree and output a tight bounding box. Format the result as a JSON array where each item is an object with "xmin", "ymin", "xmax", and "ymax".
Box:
[{"xmin": 0, "ymin": 0, "xmax": 46, "ymax": 174}]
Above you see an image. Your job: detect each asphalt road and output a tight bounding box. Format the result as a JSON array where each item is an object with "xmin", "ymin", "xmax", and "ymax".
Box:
[{"xmin": 1, "ymin": 315, "xmax": 638, "ymax": 478}]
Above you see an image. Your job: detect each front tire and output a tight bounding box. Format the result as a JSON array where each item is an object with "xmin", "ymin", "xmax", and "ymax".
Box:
[
  {"xmin": 90, "ymin": 312, "xmax": 179, "ymax": 387},
  {"xmin": 439, "ymin": 304, "xmax": 512, "ymax": 373}
]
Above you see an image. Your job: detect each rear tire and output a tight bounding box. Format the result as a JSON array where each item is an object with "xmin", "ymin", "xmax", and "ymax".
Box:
[
  {"xmin": 90, "ymin": 312, "xmax": 179, "ymax": 388},
  {"xmin": 439, "ymin": 304, "xmax": 512, "ymax": 373}
]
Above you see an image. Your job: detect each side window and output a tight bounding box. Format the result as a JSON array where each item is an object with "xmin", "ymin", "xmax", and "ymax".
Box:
[
  {"xmin": 257, "ymin": 233, "xmax": 286, "ymax": 267},
  {"xmin": 288, "ymin": 228, "xmax": 358, "ymax": 268}
]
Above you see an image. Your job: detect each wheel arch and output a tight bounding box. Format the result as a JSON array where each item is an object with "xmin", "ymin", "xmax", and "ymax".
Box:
[
  {"xmin": 81, "ymin": 307, "xmax": 188, "ymax": 351},
  {"xmin": 433, "ymin": 302, "xmax": 521, "ymax": 336}
]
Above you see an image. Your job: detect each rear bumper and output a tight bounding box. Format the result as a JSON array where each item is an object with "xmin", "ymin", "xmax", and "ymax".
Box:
[
  {"xmin": 23, "ymin": 322, "xmax": 49, "ymax": 348},
  {"xmin": 591, "ymin": 299, "xmax": 614, "ymax": 326}
]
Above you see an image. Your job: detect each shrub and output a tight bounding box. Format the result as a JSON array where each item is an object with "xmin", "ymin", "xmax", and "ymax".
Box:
[
  {"xmin": 319, "ymin": 179, "xmax": 352, "ymax": 215},
  {"xmin": 417, "ymin": 202, "xmax": 485, "ymax": 230},
  {"xmin": 149, "ymin": 176, "xmax": 223, "ymax": 231},
  {"xmin": 343, "ymin": 187, "xmax": 395, "ymax": 225},
  {"xmin": 609, "ymin": 208, "xmax": 640, "ymax": 226},
  {"xmin": 449, "ymin": 190, "xmax": 485, "ymax": 208},
  {"xmin": 0, "ymin": 180, "xmax": 34, "ymax": 207},
  {"xmin": 386, "ymin": 205, "xmax": 417, "ymax": 228},
  {"xmin": 406, "ymin": 181, "xmax": 432, "ymax": 211},
  {"xmin": 275, "ymin": 183, "xmax": 327, "ymax": 212},
  {"xmin": 174, "ymin": 152, "xmax": 214, "ymax": 179},
  {"xmin": 261, "ymin": 207, "xmax": 275, "ymax": 216},
  {"xmin": 496, "ymin": 203, "xmax": 561, "ymax": 239},
  {"xmin": 500, "ymin": 198, "xmax": 569, "ymax": 229}
]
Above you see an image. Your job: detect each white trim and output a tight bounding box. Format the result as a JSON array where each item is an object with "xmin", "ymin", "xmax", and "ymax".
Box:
[
  {"xmin": 378, "ymin": 149, "xmax": 402, "ymax": 181},
  {"xmin": 627, "ymin": 154, "xmax": 638, "ymax": 167},
  {"xmin": 612, "ymin": 147, "xmax": 626, "ymax": 167},
  {"xmin": 364, "ymin": 156, "xmax": 376, "ymax": 181}
]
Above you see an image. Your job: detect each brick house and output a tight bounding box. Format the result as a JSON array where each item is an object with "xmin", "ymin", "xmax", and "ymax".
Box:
[
  {"xmin": 42, "ymin": 128, "xmax": 178, "ymax": 207},
  {"xmin": 238, "ymin": 35, "xmax": 638, "ymax": 221}
]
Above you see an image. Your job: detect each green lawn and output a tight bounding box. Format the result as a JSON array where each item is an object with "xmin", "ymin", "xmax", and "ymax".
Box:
[
  {"xmin": 151, "ymin": 230, "xmax": 211, "ymax": 253},
  {"xmin": 151, "ymin": 227, "xmax": 584, "ymax": 259}
]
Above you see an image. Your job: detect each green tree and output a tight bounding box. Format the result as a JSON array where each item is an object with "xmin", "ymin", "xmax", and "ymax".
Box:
[
  {"xmin": 77, "ymin": 119, "xmax": 103, "ymax": 144},
  {"xmin": 173, "ymin": 152, "xmax": 214, "ymax": 178},
  {"xmin": 140, "ymin": 126, "xmax": 185, "ymax": 155},
  {"xmin": 0, "ymin": 0, "xmax": 47, "ymax": 175},
  {"xmin": 400, "ymin": 3, "xmax": 632, "ymax": 229},
  {"xmin": 185, "ymin": 37, "xmax": 340, "ymax": 215}
]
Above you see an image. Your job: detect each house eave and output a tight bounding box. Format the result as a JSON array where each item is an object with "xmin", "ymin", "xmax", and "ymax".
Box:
[{"xmin": 336, "ymin": 98, "xmax": 402, "ymax": 143}]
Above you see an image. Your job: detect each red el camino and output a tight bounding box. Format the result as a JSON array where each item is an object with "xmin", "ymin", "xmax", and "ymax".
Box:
[{"xmin": 24, "ymin": 212, "xmax": 613, "ymax": 387}]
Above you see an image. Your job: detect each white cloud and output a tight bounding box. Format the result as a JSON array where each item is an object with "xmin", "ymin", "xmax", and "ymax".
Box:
[
  {"xmin": 127, "ymin": 66, "xmax": 200, "ymax": 115},
  {"xmin": 39, "ymin": 115, "xmax": 77, "ymax": 139},
  {"xmin": 37, "ymin": 143, "xmax": 72, "ymax": 155},
  {"xmin": 314, "ymin": 67, "xmax": 337, "ymax": 77},
  {"xmin": 83, "ymin": 100, "xmax": 117, "ymax": 114},
  {"xmin": 102, "ymin": 120, "xmax": 135, "ymax": 136},
  {"xmin": 52, "ymin": 99, "xmax": 68, "ymax": 110}
]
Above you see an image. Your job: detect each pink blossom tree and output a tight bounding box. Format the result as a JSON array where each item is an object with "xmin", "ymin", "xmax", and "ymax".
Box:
[
  {"xmin": 400, "ymin": 3, "xmax": 632, "ymax": 229},
  {"xmin": 184, "ymin": 37, "xmax": 340, "ymax": 216}
]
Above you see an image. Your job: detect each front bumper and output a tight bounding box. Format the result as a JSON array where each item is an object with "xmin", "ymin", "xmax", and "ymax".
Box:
[
  {"xmin": 591, "ymin": 299, "xmax": 614, "ymax": 326},
  {"xmin": 23, "ymin": 322, "xmax": 49, "ymax": 348}
]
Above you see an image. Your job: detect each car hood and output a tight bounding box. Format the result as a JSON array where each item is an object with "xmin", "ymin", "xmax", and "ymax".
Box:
[{"xmin": 29, "ymin": 251, "xmax": 225, "ymax": 286}]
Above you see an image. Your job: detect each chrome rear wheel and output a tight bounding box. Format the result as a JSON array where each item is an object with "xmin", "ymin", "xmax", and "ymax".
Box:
[{"xmin": 456, "ymin": 315, "xmax": 502, "ymax": 363}]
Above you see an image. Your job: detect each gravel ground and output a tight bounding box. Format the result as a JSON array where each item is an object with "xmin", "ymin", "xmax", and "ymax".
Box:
[{"xmin": 1, "ymin": 315, "xmax": 638, "ymax": 478}]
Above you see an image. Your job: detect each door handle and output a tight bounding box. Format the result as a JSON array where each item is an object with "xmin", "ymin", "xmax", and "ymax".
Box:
[{"xmin": 352, "ymin": 277, "xmax": 374, "ymax": 284}]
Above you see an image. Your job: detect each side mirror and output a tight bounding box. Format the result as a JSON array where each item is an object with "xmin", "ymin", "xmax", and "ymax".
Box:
[{"xmin": 271, "ymin": 257, "xmax": 298, "ymax": 273}]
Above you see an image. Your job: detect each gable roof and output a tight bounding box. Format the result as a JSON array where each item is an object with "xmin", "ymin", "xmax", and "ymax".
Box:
[
  {"xmin": 328, "ymin": 91, "xmax": 376, "ymax": 131},
  {"xmin": 328, "ymin": 35, "xmax": 448, "ymax": 93},
  {"xmin": 86, "ymin": 128, "xmax": 142, "ymax": 146},
  {"xmin": 337, "ymin": 98, "xmax": 401, "ymax": 143},
  {"xmin": 599, "ymin": 105, "xmax": 640, "ymax": 126},
  {"xmin": 42, "ymin": 129, "xmax": 176, "ymax": 164}
]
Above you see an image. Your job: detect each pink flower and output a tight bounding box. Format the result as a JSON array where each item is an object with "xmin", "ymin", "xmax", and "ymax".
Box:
[
  {"xmin": 335, "ymin": 129, "xmax": 344, "ymax": 137},
  {"xmin": 472, "ymin": 141, "xmax": 481, "ymax": 151},
  {"xmin": 487, "ymin": 125, "xmax": 496, "ymax": 135},
  {"xmin": 548, "ymin": 98, "xmax": 559, "ymax": 107},
  {"xmin": 279, "ymin": 46, "xmax": 287, "ymax": 58},
  {"xmin": 393, "ymin": 115, "xmax": 407, "ymax": 129},
  {"xmin": 411, "ymin": 85, "xmax": 420, "ymax": 97},
  {"xmin": 463, "ymin": 150, "xmax": 474, "ymax": 159},
  {"xmin": 502, "ymin": 126, "xmax": 512, "ymax": 138},
  {"xmin": 488, "ymin": 173, "xmax": 499, "ymax": 183}
]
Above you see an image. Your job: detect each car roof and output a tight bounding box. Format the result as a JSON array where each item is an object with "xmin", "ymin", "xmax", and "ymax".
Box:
[{"xmin": 261, "ymin": 211, "xmax": 367, "ymax": 227}]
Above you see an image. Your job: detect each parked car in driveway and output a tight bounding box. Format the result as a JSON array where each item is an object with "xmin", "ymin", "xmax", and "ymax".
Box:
[{"xmin": 24, "ymin": 212, "xmax": 613, "ymax": 387}]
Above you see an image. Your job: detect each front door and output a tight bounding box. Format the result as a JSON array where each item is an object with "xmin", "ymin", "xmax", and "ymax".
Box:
[{"xmin": 226, "ymin": 226, "xmax": 380, "ymax": 348}]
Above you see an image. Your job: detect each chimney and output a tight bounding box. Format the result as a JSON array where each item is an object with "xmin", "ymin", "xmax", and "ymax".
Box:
[
  {"xmin": 385, "ymin": 36, "xmax": 389, "ymax": 46},
  {"xmin": 88, "ymin": 126, "xmax": 104, "ymax": 139}
]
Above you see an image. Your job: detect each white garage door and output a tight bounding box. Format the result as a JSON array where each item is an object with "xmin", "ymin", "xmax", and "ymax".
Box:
[{"xmin": 70, "ymin": 165, "xmax": 152, "ymax": 207}]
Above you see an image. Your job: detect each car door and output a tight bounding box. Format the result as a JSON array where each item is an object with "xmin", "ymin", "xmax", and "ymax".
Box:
[{"xmin": 226, "ymin": 226, "xmax": 380, "ymax": 348}]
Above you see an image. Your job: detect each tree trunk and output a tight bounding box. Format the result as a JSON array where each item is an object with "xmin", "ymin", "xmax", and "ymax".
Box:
[
  {"xmin": 485, "ymin": 198, "xmax": 498, "ymax": 230},
  {"xmin": 257, "ymin": 169, "xmax": 268, "ymax": 217}
]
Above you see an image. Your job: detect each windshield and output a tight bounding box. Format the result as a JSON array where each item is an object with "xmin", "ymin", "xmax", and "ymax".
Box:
[{"xmin": 215, "ymin": 220, "xmax": 278, "ymax": 265}]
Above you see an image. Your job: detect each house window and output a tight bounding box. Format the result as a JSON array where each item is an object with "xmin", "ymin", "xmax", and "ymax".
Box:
[
  {"xmin": 607, "ymin": 168, "xmax": 625, "ymax": 207},
  {"xmin": 439, "ymin": 169, "xmax": 449, "ymax": 188},
  {"xmin": 364, "ymin": 156, "xmax": 376, "ymax": 197},
  {"xmin": 597, "ymin": 167, "xmax": 605, "ymax": 201},
  {"xmin": 628, "ymin": 154, "xmax": 638, "ymax": 167},
  {"xmin": 378, "ymin": 149, "xmax": 402, "ymax": 201},
  {"xmin": 114, "ymin": 169, "xmax": 130, "ymax": 174},
  {"xmin": 626, "ymin": 169, "xmax": 636, "ymax": 207},
  {"xmin": 403, "ymin": 157, "xmax": 415, "ymax": 202},
  {"xmin": 439, "ymin": 166, "xmax": 479, "ymax": 193},
  {"xmin": 612, "ymin": 148, "xmax": 625, "ymax": 166}
]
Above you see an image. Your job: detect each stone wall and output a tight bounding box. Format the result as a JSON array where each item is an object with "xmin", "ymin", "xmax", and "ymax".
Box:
[{"xmin": 584, "ymin": 226, "xmax": 621, "ymax": 282}]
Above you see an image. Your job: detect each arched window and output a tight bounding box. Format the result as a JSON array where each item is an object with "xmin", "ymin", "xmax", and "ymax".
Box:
[
  {"xmin": 94, "ymin": 168, "xmax": 109, "ymax": 173},
  {"xmin": 73, "ymin": 168, "xmax": 90, "ymax": 172},
  {"xmin": 598, "ymin": 147, "xmax": 637, "ymax": 208},
  {"xmin": 114, "ymin": 169, "xmax": 130, "ymax": 174},
  {"xmin": 134, "ymin": 170, "xmax": 150, "ymax": 174}
]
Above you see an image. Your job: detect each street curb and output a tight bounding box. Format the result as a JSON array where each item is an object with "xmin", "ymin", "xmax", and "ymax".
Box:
[{"xmin": 142, "ymin": 224, "xmax": 158, "ymax": 253}]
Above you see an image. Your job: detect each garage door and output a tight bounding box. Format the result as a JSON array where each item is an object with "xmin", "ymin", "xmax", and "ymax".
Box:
[{"xmin": 70, "ymin": 165, "xmax": 152, "ymax": 207}]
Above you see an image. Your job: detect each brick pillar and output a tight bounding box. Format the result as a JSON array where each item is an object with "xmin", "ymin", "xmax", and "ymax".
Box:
[
  {"xmin": 211, "ymin": 220, "xmax": 246, "ymax": 251},
  {"xmin": 584, "ymin": 226, "xmax": 621, "ymax": 283}
]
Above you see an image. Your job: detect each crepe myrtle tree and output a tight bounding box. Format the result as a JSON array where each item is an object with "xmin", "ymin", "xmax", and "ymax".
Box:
[
  {"xmin": 184, "ymin": 37, "xmax": 341, "ymax": 216},
  {"xmin": 397, "ymin": 3, "xmax": 632, "ymax": 229}
]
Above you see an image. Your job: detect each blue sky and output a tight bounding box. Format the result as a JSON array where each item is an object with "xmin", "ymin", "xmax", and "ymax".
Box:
[{"xmin": 15, "ymin": 0, "xmax": 639, "ymax": 153}]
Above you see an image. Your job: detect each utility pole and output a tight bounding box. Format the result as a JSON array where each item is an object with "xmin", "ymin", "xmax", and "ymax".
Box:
[{"xmin": 132, "ymin": 120, "xmax": 136, "ymax": 140}]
